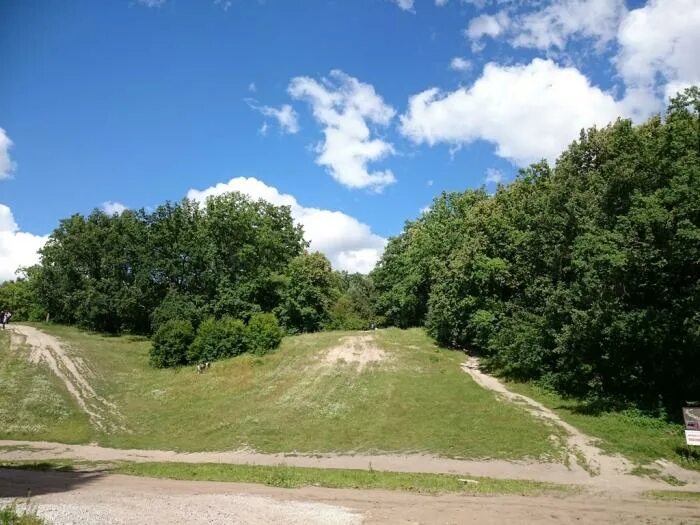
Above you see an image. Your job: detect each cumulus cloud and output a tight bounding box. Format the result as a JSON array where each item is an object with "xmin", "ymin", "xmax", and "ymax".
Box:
[
  {"xmin": 616, "ymin": 0, "xmax": 700, "ymax": 110},
  {"xmin": 246, "ymin": 99, "xmax": 300, "ymax": 135},
  {"xmin": 449, "ymin": 57, "xmax": 472, "ymax": 72},
  {"xmin": 0, "ymin": 128, "xmax": 16, "ymax": 180},
  {"xmin": 101, "ymin": 201, "xmax": 128, "ymax": 215},
  {"xmin": 0, "ymin": 204, "xmax": 48, "ymax": 282},
  {"xmin": 187, "ymin": 177, "xmax": 387, "ymax": 274},
  {"xmin": 288, "ymin": 70, "xmax": 397, "ymax": 191},
  {"xmin": 400, "ymin": 58, "xmax": 622, "ymax": 166}
]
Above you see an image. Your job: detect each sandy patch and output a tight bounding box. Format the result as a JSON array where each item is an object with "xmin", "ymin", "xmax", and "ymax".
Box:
[
  {"xmin": 9, "ymin": 324, "xmax": 125, "ymax": 433},
  {"xmin": 322, "ymin": 335, "xmax": 389, "ymax": 371}
]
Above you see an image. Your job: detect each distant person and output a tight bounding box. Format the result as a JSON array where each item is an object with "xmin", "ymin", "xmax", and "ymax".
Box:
[
  {"xmin": 0, "ymin": 310, "xmax": 5, "ymax": 329},
  {"xmin": 1, "ymin": 310, "xmax": 11, "ymax": 329}
]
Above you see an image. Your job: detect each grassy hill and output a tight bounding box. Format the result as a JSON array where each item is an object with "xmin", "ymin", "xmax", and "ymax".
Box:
[{"xmin": 0, "ymin": 325, "xmax": 563, "ymax": 460}]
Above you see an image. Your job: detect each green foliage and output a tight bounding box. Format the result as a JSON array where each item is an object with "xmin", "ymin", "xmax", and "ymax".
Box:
[
  {"xmin": 187, "ymin": 317, "xmax": 248, "ymax": 363},
  {"xmin": 325, "ymin": 273, "xmax": 378, "ymax": 330},
  {"xmin": 149, "ymin": 320, "xmax": 194, "ymax": 368},
  {"xmin": 374, "ymin": 87, "xmax": 700, "ymax": 409},
  {"xmin": 29, "ymin": 193, "xmax": 305, "ymax": 335},
  {"xmin": 150, "ymin": 291, "xmax": 207, "ymax": 332},
  {"xmin": 276, "ymin": 252, "xmax": 337, "ymax": 333},
  {"xmin": 0, "ymin": 271, "xmax": 46, "ymax": 322},
  {"xmin": 246, "ymin": 312, "xmax": 283, "ymax": 355}
]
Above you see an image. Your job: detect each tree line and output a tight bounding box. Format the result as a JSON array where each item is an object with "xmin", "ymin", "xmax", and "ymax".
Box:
[
  {"xmin": 371, "ymin": 88, "xmax": 699, "ymax": 411},
  {"xmin": 1, "ymin": 193, "xmax": 377, "ymax": 345}
]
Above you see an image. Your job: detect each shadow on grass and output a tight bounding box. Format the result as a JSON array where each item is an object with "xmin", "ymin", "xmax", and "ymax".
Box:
[
  {"xmin": 0, "ymin": 463, "xmax": 107, "ymax": 498},
  {"xmin": 674, "ymin": 446, "xmax": 700, "ymax": 463}
]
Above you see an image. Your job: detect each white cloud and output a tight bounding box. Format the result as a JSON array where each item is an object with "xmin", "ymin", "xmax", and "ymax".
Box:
[
  {"xmin": 484, "ymin": 168, "xmax": 503, "ymax": 184},
  {"xmin": 616, "ymin": 0, "xmax": 700, "ymax": 110},
  {"xmin": 465, "ymin": 12, "xmax": 510, "ymax": 51},
  {"xmin": 464, "ymin": 1, "xmax": 626, "ymax": 53},
  {"xmin": 0, "ymin": 128, "xmax": 16, "ymax": 180},
  {"xmin": 393, "ymin": 0, "xmax": 415, "ymax": 12},
  {"xmin": 248, "ymin": 82, "xmax": 256, "ymax": 93},
  {"xmin": 187, "ymin": 177, "xmax": 387, "ymax": 274},
  {"xmin": 288, "ymin": 70, "xmax": 397, "ymax": 191},
  {"xmin": 435, "ymin": 0, "xmax": 448, "ymax": 5},
  {"xmin": 0, "ymin": 204, "xmax": 48, "ymax": 282},
  {"xmin": 419, "ymin": 205, "xmax": 432, "ymax": 215},
  {"xmin": 400, "ymin": 58, "xmax": 623, "ymax": 166},
  {"xmin": 450, "ymin": 57, "xmax": 472, "ymax": 72},
  {"xmin": 510, "ymin": 0, "xmax": 626, "ymax": 51},
  {"xmin": 246, "ymin": 99, "xmax": 300, "ymax": 135},
  {"xmin": 101, "ymin": 201, "xmax": 128, "ymax": 215}
]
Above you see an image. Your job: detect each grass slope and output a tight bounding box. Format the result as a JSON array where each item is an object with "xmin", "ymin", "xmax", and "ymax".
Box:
[
  {"xmin": 10, "ymin": 325, "xmax": 561, "ymax": 460},
  {"xmin": 0, "ymin": 331, "xmax": 92, "ymax": 443}
]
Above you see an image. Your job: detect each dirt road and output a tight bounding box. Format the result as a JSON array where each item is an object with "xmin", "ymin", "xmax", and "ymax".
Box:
[{"xmin": 2, "ymin": 467, "xmax": 698, "ymax": 524}]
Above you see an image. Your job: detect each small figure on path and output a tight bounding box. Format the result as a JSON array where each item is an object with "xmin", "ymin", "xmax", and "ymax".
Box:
[{"xmin": 0, "ymin": 309, "xmax": 10, "ymax": 330}]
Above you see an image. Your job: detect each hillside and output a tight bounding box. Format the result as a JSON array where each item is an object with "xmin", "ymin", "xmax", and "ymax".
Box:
[{"xmin": 1, "ymin": 325, "xmax": 561, "ymax": 460}]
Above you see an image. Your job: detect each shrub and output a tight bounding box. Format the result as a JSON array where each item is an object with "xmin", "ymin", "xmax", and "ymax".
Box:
[
  {"xmin": 247, "ymin": 312, "xmax": 284, "ymax": 355},
  {"xmin": 188, "ymin": 317, "xmax": 248, "ymax": 363},
  {"xmin": 149, "ymin": 319, "xmax": 194, "ymax": 368}
]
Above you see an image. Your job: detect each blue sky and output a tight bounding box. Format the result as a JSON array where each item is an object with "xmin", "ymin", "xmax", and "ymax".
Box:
[{"xmin": 1, "ymin": 0, "xmax": 697, "ymax": 279}]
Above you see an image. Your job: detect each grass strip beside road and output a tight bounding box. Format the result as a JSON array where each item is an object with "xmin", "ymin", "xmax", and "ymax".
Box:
[
  {"xmin": 1, "ymin": 461, "xmax": 572, "ymax": 496},
  {"xmin": 115, "ymin": 461, "xmax": 572, "ymax": 495}
]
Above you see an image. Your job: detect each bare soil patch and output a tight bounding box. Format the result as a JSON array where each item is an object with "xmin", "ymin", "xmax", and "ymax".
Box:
[
  {"xmin": 9, "ymin": 324, "xmax": 124, "ymax": 433},
  {"xmin": 322, "ymin": 334, "xmax": 389, "ymax": 371}
]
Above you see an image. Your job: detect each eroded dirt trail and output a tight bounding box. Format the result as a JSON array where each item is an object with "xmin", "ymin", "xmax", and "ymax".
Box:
[
  {"xmin": 9, "ymin": 324, "xmax": 125, "ymax": 433},
  {"xmin": 461, "ymin": 355, "xmax": 700, "ymax": 490}
]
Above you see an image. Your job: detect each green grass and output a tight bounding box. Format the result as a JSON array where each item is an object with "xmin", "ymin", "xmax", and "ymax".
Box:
[
  {"xmin": 0, "ymin": 331, "xmax": 92, "ymax": 443},
  {"xmin": 115, "ymin": 462, "xmax": 571, "ymax": 495},
  {"xmin": 0, "ymin": 459, "xmax": 571, "ymax": 496},
  {"xmin": 7, "ymin": 324, "xmax": 563, "ymax": 461},
  {"xmin": 506, "ymin": 381, "xmax": 699, "ymax": 471},
  {"xmin": 0, "ymin": 499, "xmax": 46, "ymax": 525},
  {"xmin": 644, "ymin": 490, "xmax": 700, "ymax": 502}
]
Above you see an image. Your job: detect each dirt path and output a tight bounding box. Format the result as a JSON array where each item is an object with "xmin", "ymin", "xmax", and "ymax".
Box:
[
  {"xmin": 9, "ymin": 324, "xmax": 124, "ymax": 433},
  {"xmin": 461, "ymin": 356, "xmax": 700, "ymax": 490},
  {"xmin": 2, "ymin": 468, "xmax": 699, "ymax": 524}
]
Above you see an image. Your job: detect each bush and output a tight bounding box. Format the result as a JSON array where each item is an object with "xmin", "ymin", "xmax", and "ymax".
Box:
[
  {"xmin": 149, "ymin": 319, "xmax": 194, "ymax": 368},
  {"xmin": 188, "ymin": 317, "xmax": 248, "ymax": 363},
  {"xmin": 247, "ymin": 312, "xmax": 284, "ymax": 355}
]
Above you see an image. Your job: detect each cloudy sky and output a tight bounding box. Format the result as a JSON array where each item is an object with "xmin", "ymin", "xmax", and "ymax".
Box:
[{"xmin": 1, "ymin": 0, "xmax": 698, "ymax": 280}]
